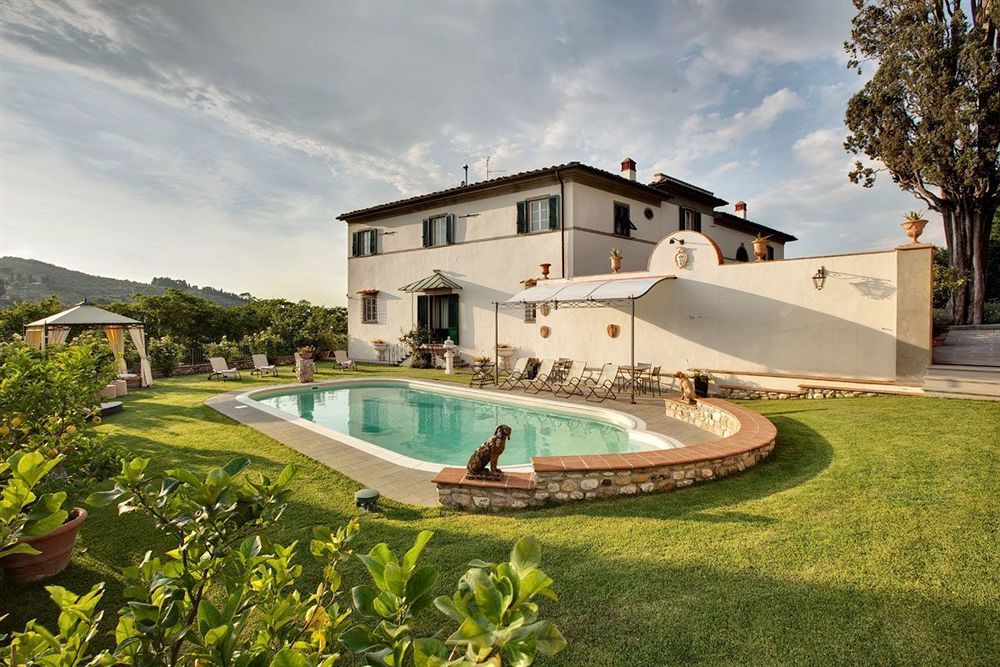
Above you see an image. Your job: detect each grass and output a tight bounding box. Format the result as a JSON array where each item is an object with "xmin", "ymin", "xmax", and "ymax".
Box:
[{"xmin": 2, "ymin": 365, "xmax": 999, "ymax": 665}]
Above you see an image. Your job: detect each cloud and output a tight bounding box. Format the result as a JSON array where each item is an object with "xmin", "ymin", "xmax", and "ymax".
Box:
[
  {"xmin": 1, "ymin": 0, "xmax": 918, "ymax": 305},
  {"xmin": 793, "ymin": 127, "xmax": 848, "ymax": 166}
]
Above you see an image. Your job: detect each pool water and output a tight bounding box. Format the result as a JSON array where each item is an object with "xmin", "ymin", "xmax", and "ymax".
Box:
[{"xmin": 255, "ymin": 382, "xmax": 638, "ymax": 466}]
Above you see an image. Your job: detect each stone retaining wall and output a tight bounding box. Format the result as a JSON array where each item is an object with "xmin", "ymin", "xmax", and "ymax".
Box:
[
  {"xmin": 433, "ymin": 397, "xmax": 777, "ymax": 512},
  {"xmin": 718, "ymin": 385, "xmax": 890, "ymax": 400}
]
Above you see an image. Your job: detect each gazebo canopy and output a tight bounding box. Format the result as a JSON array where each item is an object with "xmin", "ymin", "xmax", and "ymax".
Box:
[
  {"xmin": 502, "ymin": 275, "xmax": 674, "ymax": 307},
  {"xmin": 23, "ymin": 299, "xmax": 152, "ymax": 387},
  {"xmin": 25, "ymin": 300, "xmax": 142, "ymax": 328}
]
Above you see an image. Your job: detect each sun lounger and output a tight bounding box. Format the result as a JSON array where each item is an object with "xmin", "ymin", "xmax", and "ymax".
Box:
[
  {"xmin": 497, "ymin": 357, "xmax": 530, "ymax": 390},
  {"xmin": 525, "ymin": 359, "xmax": 557, "ymax": 394},
  {"xmin": 250, "ymin": 354, "xmax": 277, "ymax": 377},
  {"xmin": 584, "ymin": 363, "xmax": 619, "ymax": 402},
  {"xmin": 208, "ymin": 357, "xmax": 241, "ymax": 381},
  {"xmin": 334, "ymin": 350, "xmax": 356, "ymax": 370},
  {"xmin": 552, "ymin": 361, "xmax": 588, "ymax": 397}
]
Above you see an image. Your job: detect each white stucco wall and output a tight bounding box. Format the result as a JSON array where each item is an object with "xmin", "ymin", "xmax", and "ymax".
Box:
[
  {"xmin": 496, "ymin": 231, "xmax": 931, "ymax": 384},
  {"xmin": 346, "ymin": 184, "xmax": 564, "ymax": 360}
]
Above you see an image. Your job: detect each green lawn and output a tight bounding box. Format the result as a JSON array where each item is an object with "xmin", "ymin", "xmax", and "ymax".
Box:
[{"xmin": 2, "ymin": 366, "xmax": 999, "ymax": 665}]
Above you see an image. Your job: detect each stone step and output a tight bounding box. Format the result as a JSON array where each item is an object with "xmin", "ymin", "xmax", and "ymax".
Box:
[{"xmin": 923, "ymin": 364, "xmax": 1000, "ymax": 400}]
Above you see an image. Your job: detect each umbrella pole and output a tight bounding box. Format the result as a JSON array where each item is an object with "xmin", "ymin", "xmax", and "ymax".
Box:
[{"xmin": 630, "ymin": 298, "xmax": 635, "ymax": 405}]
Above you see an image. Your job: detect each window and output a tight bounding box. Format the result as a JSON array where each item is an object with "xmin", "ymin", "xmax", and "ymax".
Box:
[
  {"xmin": 613, "ymin": 202, "xmax": 636, "ymax": 237},
  {"xmin": 735, "ymin": 243, "xmax": 749, "ymax": 262},
  {"xmin": 352, "ymin": 229, "xmax": 378, "ymax": 257},
  {"xmin": 516, "ymin": 196, "xmax": 560, "ymax": 233},
  {"xmin": 417, "ymin": 294, "xmax": 459, "ymax": 344},
  {"xmin": 422, "ymin": 214, "xmax": 454, "ymax": 247},
  {"xmin": 362, "ymin": 294, "xmax": 378, "ymax": 323},
  {"xmin": 528, "ymin": 199, "xmax": 549, "ymax": 232},
  {"xmin": 679, "ymin": 207, "xmax": 702, "ymax": 232},
  {"xmin": 524, "ymin": 303, "xmax": 536, "ymax": 323},
  {"xmin": 766, "ymin": 245, "xmax": 775, "ymax": 261}
]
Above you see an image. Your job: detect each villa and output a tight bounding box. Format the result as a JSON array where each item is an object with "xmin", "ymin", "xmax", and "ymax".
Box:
[
  {"xmin": 338, "ymin": 157, "xmax": 933, "ymax": 398},
  {"xmin": 338, "ymin": 159, "xmax": 796, "ymax": 357}
]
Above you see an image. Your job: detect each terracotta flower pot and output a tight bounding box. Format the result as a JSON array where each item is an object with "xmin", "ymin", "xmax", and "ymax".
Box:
[
  {"xmin": 610, "ymin": 256, "xmax": 622, "ymax": 273},
  {"xmin": 0, "ymin": 507, "xmax": 87, "ymax": 585},
  {"xmin": 900, "ymin": 218, "xmax": 928, "ymax": 244}
]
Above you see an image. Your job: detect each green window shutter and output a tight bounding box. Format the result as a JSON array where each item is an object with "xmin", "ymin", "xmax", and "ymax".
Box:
[
  {"xmin": 447, "ymin": 294, "xmax": 459, "ymax": 344},
  {"xmin": 422, "ymin": 219, "xmax": 430, "ymax": 247},
  {"xmin": 417, "ymin": 295, "xmax": 429, "ymax": 330},
  {"xmin": 548, "ymin": 195, "xmax": 560, "ymax": 230},
  {"xmin": 516, "ymin": 201, "xmax": 527, "ymax": 234},
  {"xmin": 679, "ymin": 207, "xmax": 686, "ymax": 230},
  {"xmin": 369, "ymin": 229, "xmax": 378, "ymax": 254},
  {"xmin": 446, "ymin": 214, "xmax": 455, "ymax": 244},
  {"xmin": 351, "ymin": 232, "xmax": 359, "ymax": 257},
  {"xmin": 693, "ymin": 212, "xmax": 702, "ymax": 233}
]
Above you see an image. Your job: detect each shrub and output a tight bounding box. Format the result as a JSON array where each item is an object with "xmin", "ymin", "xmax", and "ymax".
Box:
[
  {"xmin": 0, "ymin": 451, "xmax": 69, "ymax": 560},
  {"xmin": 203, "ymin": 336, "xmax": 243, "ymax": 362},
  {"xmin": 0, "ymin": 341, "xmax": 121, "ymax": 492},
  {"xmin": 985, "ymin": 301, "xmax": 1000, "ymax": 325},
  {"xmin": 3, "ymin": 458, "xmax": 566, "ymax": 666},
  {"xmin": 240, "ymin": 328, "xmax": 285, "ymax": 359},
  {"xmin": 147, "ymin": 335, "xmax": 186, "ymax": 376}
]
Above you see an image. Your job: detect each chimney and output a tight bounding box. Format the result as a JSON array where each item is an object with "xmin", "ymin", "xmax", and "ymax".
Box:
[
  {"xmin": 735, "ymin": 200, "xmax": 747, "ymax": 219},
  {"xmin": 652, "ymin": 173, "xmax": 668, "ymax": 184},
  {"xmin": 621, "ymin": 157, "xmax": 636, "ymax": 181}
]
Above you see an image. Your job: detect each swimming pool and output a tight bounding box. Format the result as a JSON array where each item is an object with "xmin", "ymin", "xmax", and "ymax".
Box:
[{"xmin": 242, "ymin": 379, "xmax": 676, "ymax": 471}]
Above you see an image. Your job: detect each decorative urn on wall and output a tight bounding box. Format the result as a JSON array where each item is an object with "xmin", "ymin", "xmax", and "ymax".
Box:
[
  {"xmin": 900, "ymin": 210, "xmax": 929, "ymax": 244},
  {"xmin": 752, "ymin": 234, "xmax": 770, "ymax": 261},
  {"xmin": 610, "ymin": 248, "xmax": 623, "ymax": 273}
]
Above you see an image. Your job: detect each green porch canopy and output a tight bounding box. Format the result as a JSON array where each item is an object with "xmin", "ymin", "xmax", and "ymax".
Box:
[{"xmin": 399, "ymin": 270, "xmax": 463, "ymax": 292}]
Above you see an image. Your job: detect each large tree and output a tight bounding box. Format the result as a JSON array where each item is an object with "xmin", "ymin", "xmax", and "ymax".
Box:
[{"xmin": 844, "ymin": 0, "xmax": 1000, "ymax": 323}]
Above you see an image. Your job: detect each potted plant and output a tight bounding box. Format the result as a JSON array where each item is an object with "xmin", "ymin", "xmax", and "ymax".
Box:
[
  {"xmin": 370, "ymin": 338, "xmax": 389, "ymax": 362},
  {"xmin": 610, "ymin": 248, "xmax": 623, "ymax": 273},
  {"xmin": 688, "ymin": 369, "xmax": 712, "ymax": 398},
  {"xmin": 496, "ymin": 343, "xmax": 517, "ymax": 371},
  {"xmin": 901, "ymin": 210, "xmax": 929, "ymax": 244},
  {"xmin": 751, "ymin": 234, "xmax": 770, "ymax": 261},
  {"xmin": 0, "ymin": 451, "xmax": 87, "ymax": 585}
]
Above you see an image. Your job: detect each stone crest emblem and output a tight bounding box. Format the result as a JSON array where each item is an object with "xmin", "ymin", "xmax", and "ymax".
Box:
[{"xmin": 674, "ymin": 247, "xmax": 689, "ymax": 269}]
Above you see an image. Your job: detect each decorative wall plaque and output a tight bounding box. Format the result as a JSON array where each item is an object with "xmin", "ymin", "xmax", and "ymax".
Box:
[
  {"xmin": 607, "ymin": 324, "xmax": 620, "ymax": 338},
  {"xmin": 674, "ymin": 247, "xmax": 689, "ymax": 269},
  {"xmin": 540, "ymin": 325, "xmax": 551, "ymax": 338}
]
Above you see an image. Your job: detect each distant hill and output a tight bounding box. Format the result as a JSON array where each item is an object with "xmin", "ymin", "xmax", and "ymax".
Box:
[{"xmin": 0, "ymin": 257, "xmax": 251, "ymax": 308}]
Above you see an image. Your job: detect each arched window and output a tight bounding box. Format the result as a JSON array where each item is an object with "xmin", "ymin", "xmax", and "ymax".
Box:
[{"xmin": 735, "ymin": 243, "xmax": 749, "ymax": 262}]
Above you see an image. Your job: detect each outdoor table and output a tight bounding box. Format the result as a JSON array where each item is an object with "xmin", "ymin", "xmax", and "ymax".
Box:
[{"xmin": 618, "ymin": 364, "xmax": 652, "ymax": 394}]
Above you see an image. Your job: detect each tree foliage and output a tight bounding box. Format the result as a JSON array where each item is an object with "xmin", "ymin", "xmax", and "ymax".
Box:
[{"xmin": 844, "ymin": 0, "xmax": 1000, "ymax": 323}]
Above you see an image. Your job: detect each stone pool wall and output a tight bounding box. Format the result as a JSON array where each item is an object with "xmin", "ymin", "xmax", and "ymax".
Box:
[{"xmin": 433, "ymin": 397, "xmax": 776, "ymax": 512}]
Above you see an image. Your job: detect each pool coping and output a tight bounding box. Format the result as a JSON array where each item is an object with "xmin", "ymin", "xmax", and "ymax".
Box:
[{"xmin": 234, "ymin": 377, "xmax": 684, "ymax": 473}]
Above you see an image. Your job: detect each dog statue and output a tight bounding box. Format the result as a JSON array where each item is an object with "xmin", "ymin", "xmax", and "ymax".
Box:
[
  {"xmin": 466, "ymin": 425, "xmax": 512, "ymax": 480},
  {"xmin": 675, "ymin": 371, "xmax": 697, "ymax": 404}
]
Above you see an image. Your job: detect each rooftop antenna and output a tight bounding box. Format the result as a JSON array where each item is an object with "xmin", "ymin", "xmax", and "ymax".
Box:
[{"xmin": 485, "ymin": 155, "xmax": 507, "ymax": 180}]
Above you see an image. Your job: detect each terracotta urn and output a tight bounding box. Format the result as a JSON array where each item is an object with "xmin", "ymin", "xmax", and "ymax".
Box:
[
  {"xmin": 752, "ymin": 238, "xmax": 769, "ymax": 261},
  {"xmin": 539, "ymin": 263, "xmax": 551, "ymax": 279},
  {"xmin": 0, "ymin": 507, "xmax": 87, "ymax": 585},
  {"xmin": 900, "ymin": 218, "xmax": 928, "ymax": 244},
  {"xmin": 610, "ymin": 255, "xmax": 622, "ymax": 273}
]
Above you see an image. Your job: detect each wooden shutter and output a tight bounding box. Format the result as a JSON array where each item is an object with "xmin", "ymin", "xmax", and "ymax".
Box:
[
  {"xmin": 548, "ymin": 195, "xmax": 560, "ymax": 230},
  {"xmin": 422, "ymin": 219, "xmax": 430, "ymax": 247},
  {"xmin": 368, "ymin": 229, "xmax": 378, "ymax": 254},
  {"xmin": 692, "ymin": 212, "xmax": 702, "ymax": 232},
  {"xmin": 446, "ymin": 214, "xmax": 455, "ymax": 244},
  {"xmin": 447, "ymin": 294, "xmax": 459, "ymax": 344},
  {"xmin": 678, "ymin": 207, "xmax": 686, "ymax": 231},
  {"xmin": 417, "ymin": 295, "xmax": 429, "ymax": 330},
  {"xmin": 516, "ymin": 201, "xmax": 527, "ymax": 234},
  {"xmin": 351, "ymin": 231, "xmax": 360, "ymax": 257}
]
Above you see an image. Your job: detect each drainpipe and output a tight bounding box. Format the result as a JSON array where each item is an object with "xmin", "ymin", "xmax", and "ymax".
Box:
[{"xmin": 557, "ymin": 169, "xmax": 566, "ymax": 278}]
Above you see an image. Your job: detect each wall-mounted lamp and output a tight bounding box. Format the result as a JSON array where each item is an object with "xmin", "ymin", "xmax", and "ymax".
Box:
[
  {"xmin": 812, "ymin": 266, "xmax": 827, "ymax": 291},
  {"xmin": 669, "ymin": 238, "xmax": 685, "ymax": 245}
]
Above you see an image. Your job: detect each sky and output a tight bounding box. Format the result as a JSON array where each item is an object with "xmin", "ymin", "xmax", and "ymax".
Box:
[{"xmin": 0, "ymin": 0, "xmax": 935, "ymax": 306}]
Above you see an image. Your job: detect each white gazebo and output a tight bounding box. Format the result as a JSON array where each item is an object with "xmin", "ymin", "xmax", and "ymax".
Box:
[{"xmin": 23, "ymin": 299, "xmax": 153, "ymax": 387}]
